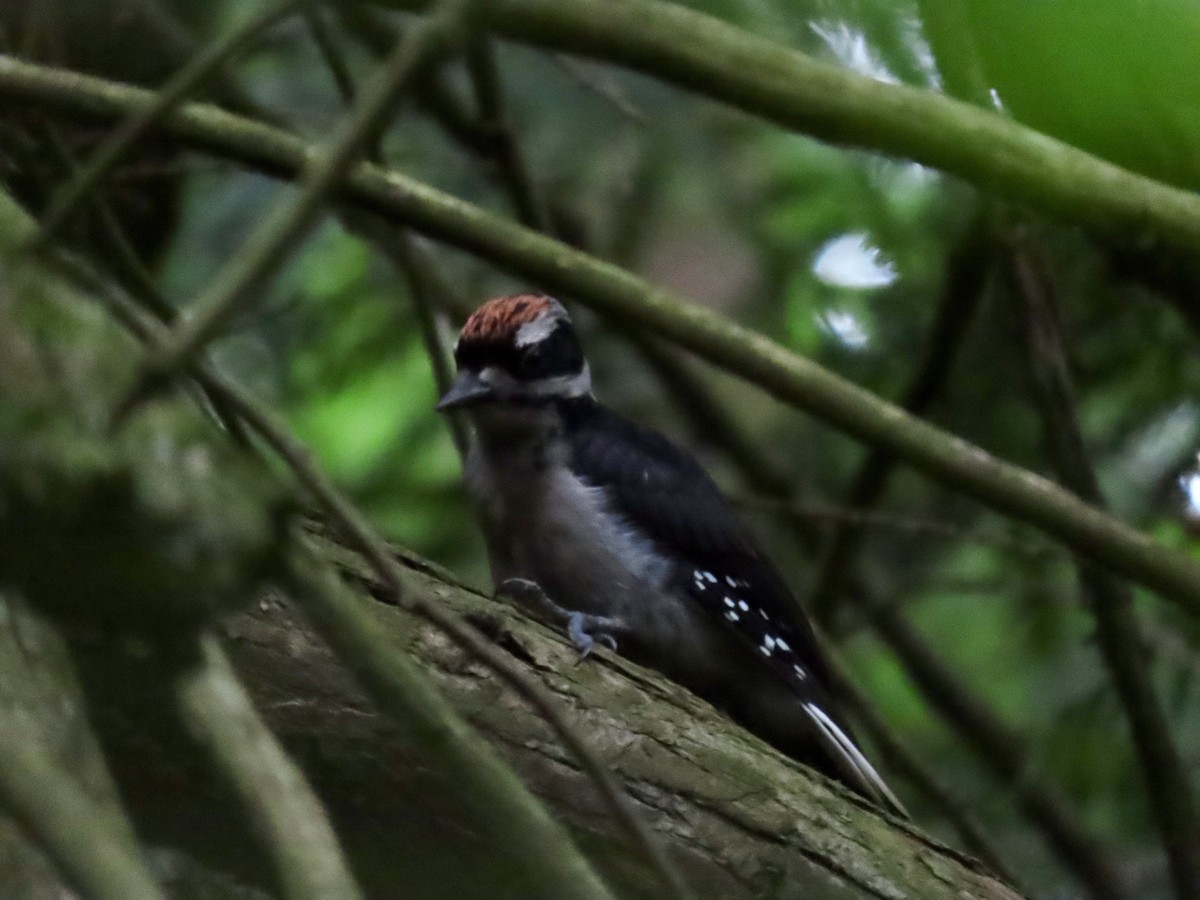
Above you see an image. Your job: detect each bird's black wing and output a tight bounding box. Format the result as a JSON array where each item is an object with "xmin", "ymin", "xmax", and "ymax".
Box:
[
  {"xmin": 558, "ymin": 398, "xmax": 905, "ymax": 815},
  {"xmin": 559, "ymin": 399, "xmax": 831, "ymax": 686}
]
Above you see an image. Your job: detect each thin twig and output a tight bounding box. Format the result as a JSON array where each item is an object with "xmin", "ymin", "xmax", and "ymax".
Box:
[
  {"xmin": 551, "ymin": 55, "xmax": 646, "ymax": 123},
  {"xmin": 1142, "ymin": 618, "xmax": 1200, "ymax": 683},
  {"xmin": 36, "ymin": 118, "xmax": 256, "ymax": 449},
  {"xmin": 341, "ymin": 4, "xmax": 556, "ymax": 235},
  {"xmin": 298, "ymin": 13, "xmax": 465, "ymax": 454},
  {"xmin": 34, "ymin": 0, "xmax": 311, "ymax": 244},
  {"xmin": 338, "ymin": 4, "xmax": 486, "ymax": 155},
  {"xmin": 116, "ymin": 0, "xmax": 471, "ymax": 418},
  {"xmin": 174, "ymin": 633, "xmax": 363, "ymax": 900},
  {"xmin": 125, "ymin": 0, "xmax": 287, "ymax": 123},
  {"xmin": 345, "ymin": 213, "xmax": 470, "ymax": 456},
  {"xmin": 464, "ymin": 33, "xmax": 552, "ymax": 231},
  {"xmin": 1010, "ymin": 232, "xmax": 1200, "ymax": 898},
  {"xmin": 0, "ymin": 731, "xmax": 165, "ymax": 900},
  {"xmin": 302, "ymin": 4, "xmax": 358, "ymax": 106}
]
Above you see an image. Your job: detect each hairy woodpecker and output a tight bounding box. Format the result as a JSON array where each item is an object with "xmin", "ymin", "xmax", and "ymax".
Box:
[{"xmin": 438, "ymin": 293, "xmax": 905, "ymax": 817}]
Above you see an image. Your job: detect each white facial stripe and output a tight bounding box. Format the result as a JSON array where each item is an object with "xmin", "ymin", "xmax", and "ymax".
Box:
[{"xmin": 514, "ymin": 301, "xmax": 568, "ymax": 347}]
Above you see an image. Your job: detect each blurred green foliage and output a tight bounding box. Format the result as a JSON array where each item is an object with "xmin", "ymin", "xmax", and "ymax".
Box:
[{"xmin": 13, "ymin": 0, "xmax": 1200, "ymax": 894}]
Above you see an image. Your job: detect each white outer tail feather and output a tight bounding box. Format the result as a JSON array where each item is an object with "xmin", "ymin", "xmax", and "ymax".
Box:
[{"xmin": 803, "ymin": 702, "xmax": 908, "ymax": 818}]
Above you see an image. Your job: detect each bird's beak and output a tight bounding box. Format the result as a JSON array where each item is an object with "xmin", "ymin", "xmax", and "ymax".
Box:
[{"xmin": 436, "ymin": 370, "xmax": 494, "ymax": 412}]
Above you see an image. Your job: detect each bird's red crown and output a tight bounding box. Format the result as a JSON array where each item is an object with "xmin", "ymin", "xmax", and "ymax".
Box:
[{"xmin": 459, "ymin": 293, "xmax": 554, "ymax": 345}]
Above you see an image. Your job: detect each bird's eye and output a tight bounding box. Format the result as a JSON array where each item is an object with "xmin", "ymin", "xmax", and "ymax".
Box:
[{"xmin": 519, "ymin": 346, "xmax": 545, "ymax": 378}]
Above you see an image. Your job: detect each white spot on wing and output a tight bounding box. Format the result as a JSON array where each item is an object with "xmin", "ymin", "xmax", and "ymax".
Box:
[{"xmin": 724, "ymin": 610, "xmax": 740, "ymax": 622}]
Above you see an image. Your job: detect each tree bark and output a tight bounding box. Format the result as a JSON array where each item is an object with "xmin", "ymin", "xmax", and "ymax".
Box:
[{"xmin": 68, "ymin": 535, "xmax": 1024, "ymax": 900}]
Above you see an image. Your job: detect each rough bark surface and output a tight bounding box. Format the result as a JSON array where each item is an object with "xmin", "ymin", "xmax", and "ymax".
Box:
[{"xmin": 66, "ymin": 536, "xmax": 1024, "ymax": 900}]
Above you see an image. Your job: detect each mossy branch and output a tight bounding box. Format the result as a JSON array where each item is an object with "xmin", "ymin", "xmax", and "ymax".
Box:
[
  {"xmin": 0, "ymin": 727, "xmax": 165, "ymax": 900},
  {"xmin": 174, "ymin": 634, "xmax": 363, "ymax": 900},
  {"xmin": 371, "ymin": 0, "xmax": 1200, "ymax": 259}
]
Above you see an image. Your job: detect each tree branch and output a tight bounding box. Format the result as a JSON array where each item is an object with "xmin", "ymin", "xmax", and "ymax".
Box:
[
  {"xmin": 231, "ymin": 542, "xmax": 1029, "ymax": 900},
  {"xmin": 0, "ymin": 723, "xmax": 165, "ymax": 900},
  {"xmin": 3, "ymin": 54, "xmax": 1198, "ymax": 625},
  {"xmin": 369, "ymin": 0, "xmax": 1200, "ymax": 262},
  {"xmin": 174, "ymin": 632, "xmax": 363, "ymax": 900},
  {"xmin": 118, "ymin": 0, "xmax": 471, "ymax": 415},
  {"xmin": 34, "ymin": 0, "xmax": 309, "ymax": 244},
  {"xmin": 285, "ymin": 546, "xmax": 624, "ymax": 900}
]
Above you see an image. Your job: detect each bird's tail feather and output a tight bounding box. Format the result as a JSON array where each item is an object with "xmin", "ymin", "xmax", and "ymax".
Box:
[{"xmin": 803, "ymin": 702, "xmax": 908, "ymax": 819}]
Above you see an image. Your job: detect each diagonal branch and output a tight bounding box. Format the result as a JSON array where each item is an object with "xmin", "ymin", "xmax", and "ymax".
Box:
[
  {"xmin": 370, "ymin": 0, "xmax": 1200, "ymax": 261},
  {"xmin": 116, "ymin": 0, "xmax": 471, "ymax": 416},
  {"xmin": 174, "ymin": 633, "xmax": 363, "ymax": 900},
  {"xmin": 5, "ymin": 58, "xmax": 1200, "ymax": 620},
  {"xmin": 0, "ymin": 731, "xmax": 165, "ymax": 900},
  {"xmin": 463, "ymin": 32, "xmax": 552, "ymax": 232},
  {"xmin": 34, "ymin": 0, "xmax": 309, "ymax": 244},
  {"xmin": 808, "ymin": 217, "xmax": 993, "ymax": 627}
]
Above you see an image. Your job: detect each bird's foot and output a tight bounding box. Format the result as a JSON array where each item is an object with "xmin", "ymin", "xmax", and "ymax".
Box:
[
  {"xmin": 495, "ymin": 578, "xmax": 624, "ymax": 661},
  {"xmin": 565, "ymin": 612, "xmax": 621, "ymax": 660}
]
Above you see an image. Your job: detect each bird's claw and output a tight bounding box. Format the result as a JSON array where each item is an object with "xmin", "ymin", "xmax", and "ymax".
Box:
[
  {"xmin": 495, "ymin": 579, "xmax": 622, "ymax": 661},
  {"xmin": 567, "ymin": 612, "xmax": 621, "ymax": 661}
]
